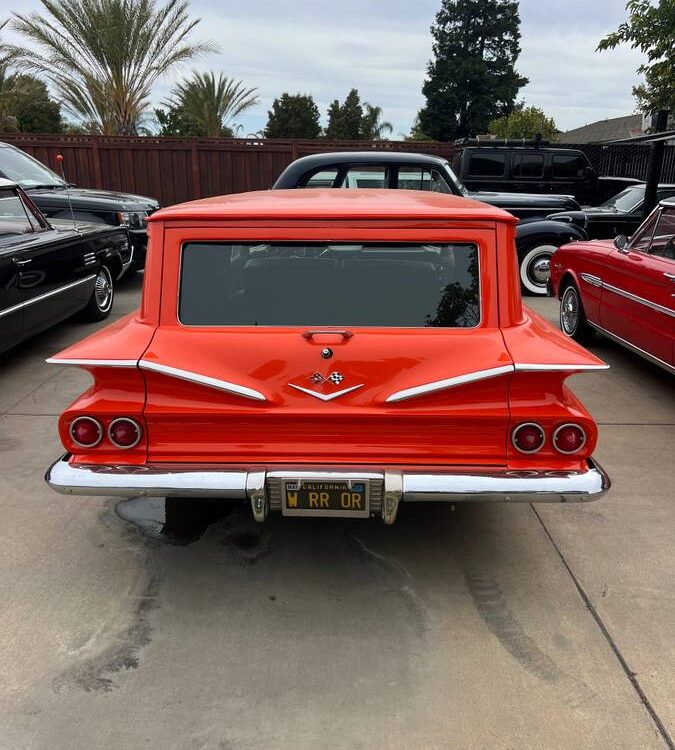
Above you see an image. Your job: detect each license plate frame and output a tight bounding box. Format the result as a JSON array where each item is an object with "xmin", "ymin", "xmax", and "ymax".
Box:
[{"xmin": 282, "ymin": 478, "xmax": 370, "ymax": 518}]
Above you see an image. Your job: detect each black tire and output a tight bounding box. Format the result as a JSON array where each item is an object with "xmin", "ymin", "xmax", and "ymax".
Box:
[
  {"xmin": 518, "ymin": 241, "xmax": 558, "ymax": 296},
  {"xmin": 559, "ymin": 281, "xmax": 594, "ymax": 344},
  {"xmin": 79, "ymin": 265, "xmax": 114, "ymax": 322}
]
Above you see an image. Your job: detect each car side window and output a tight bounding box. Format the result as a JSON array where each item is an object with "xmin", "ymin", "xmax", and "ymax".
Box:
[
  {"xmin": 648, "ymin": 208, "xmax": 675, "ymax": 260},
  {"xmin": 304, "ymin": 169, "xmax": 339, "ymax": 188},
  {"xmin": 0, "ymin": 188, "xmax": 38, "ymax": 238},
  {"xmin": 339, "ymin": 165, "xmax": 387, "ymax": 188},
  {"xmin": 397, "ymin": 167, "xmax": 452, "ymax": 193},
  {"xmin": 629, "ymin": 212, "xmax": 658, "ymax": 254},
  {"xmin": 467, "ymin": 152, "xmax": 506, "ymax": 177},
  {"xmin": 511, "ymin": 153, "xmax": 544, "ymax": 179},
  {"xmin": 552, "ymin": 154, "xmax": 586, "ymax": 179}
]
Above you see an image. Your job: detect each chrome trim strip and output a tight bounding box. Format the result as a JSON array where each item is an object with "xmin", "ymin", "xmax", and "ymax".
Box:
[
  {"xmin": 385, "ymin": 365, "xmax": 514, "ymax": 403},
  {"xmin": 288, "ymin": 383, "xmax": 364, "ymax": 401},
  {"xmin": 138, "ymin": 360, "xmax": 266, "ymax": 402},
  {"xmin": 514, "ymin": 363, "xmax": 609, "ymax": 372},
  {"xmin": 0, "ymin": 275, "xmax": 96, "ymax": 320},
  {"xmin": 603, "ymin": 281, "xmax": 675, "ymax": 318},
  {"xmin": 46, "ymin": 358, "xmax": 139, "ymax": 367},
  {"xmin": 588, "ymin": 321, "xmax": 675, "ymax": 375},
  {"xmin": 580, "ymin": 273, "xmax": 602, "ymax": 288},
  {"xmin": 45, "ymin": 455, "xmax": 610, "ymax": 504}
]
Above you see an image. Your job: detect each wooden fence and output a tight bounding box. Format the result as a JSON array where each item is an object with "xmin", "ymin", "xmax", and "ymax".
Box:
[
  {"xmin": 0, "ymin": 134, "xmax": 455, "ymax": 206},
  {"xmin": 1, "ymin": 133, "xmax": 673, "ymax": 207}
]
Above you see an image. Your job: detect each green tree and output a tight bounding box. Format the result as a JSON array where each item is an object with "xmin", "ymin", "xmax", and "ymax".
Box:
[
  {"xmin": 597, "ymin": 0, "xmax": 675, "ymax": 113},
  {"xmin": 325, "ymin": 99, "xmax": 344, "ymax": 138},
  {"xmin": 1, "ymin": 75, "xmax": 62, "ymax": 132},
  {"xmin": 8, "ymin": 0, "xmax": 215, "ymax": 135},
  {"xmin": 361, "ymin": 103, "xmax": 393, "ymax": 140},
  {"xmin": 158, "ymin": 72, "xmax": 258, "ymax": 137},
  {"xmin": 325, "ymin": 89, "xmax": 364, "ymax": 139},
  {"xmin": 417, "ymin": 0, "xmax": 528, "ymax": 140},
  {"xmin": 265, "ymin": 93, "xmax": 321, "ymax": 138},
  {"xmin": 489, "ymin": 105, "xmax": 558, "ymax": 140}
]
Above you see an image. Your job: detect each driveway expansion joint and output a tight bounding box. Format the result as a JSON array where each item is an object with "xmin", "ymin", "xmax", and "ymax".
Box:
[{"xmin": 531, "ymin": 504, "xmax": 674, "ymax": 750}]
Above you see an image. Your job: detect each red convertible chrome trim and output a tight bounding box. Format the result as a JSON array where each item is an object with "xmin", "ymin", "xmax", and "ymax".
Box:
[
  {"xmin": 138, "ymin": 360, "xmax": 267, "ymax": 401},
  {"xmin": 46, "ymin": 358, "xmax": 138, "ymax": 367},
  {"xmin": 588, "ymin": 322, "xmax": 675, "ymax": 375},
  {"xmin": 603, "ymin": 281, "xmax": 675, "ymax": 318},
  {"xmin": 45, "ymin": 455, "xmax": 611, "ymax": 509},
  {"xmin": 385, "ymin": 365, "xmax": 514, "ymax": 403}
]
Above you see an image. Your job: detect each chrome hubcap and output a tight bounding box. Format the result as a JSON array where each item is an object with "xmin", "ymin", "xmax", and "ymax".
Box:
[
  {"xmin": 560, "ymin": 288, "xmax": 578, "ymax": 334},
  {"xmin": 531, "ymin": 256, "xmax": 551, "ymax": 283},
  {"xmin": 95, "ymin": 268, "xmax": 113, "ymax": 311}
]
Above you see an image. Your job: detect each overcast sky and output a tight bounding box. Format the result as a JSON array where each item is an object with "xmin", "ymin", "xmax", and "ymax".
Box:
[{"xmin": 6, "ymin": 0, "xmax": 644, "ymax": 136}]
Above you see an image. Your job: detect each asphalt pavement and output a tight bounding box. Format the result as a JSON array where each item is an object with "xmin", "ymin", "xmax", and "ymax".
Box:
[{"xmin": 0, "ymin": 274, "xmax": 673, "ymax": 750}]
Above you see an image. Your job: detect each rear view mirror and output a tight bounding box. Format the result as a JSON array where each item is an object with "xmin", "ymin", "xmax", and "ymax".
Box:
[{"xmin": 614, "ymin": 234, "xmax": 629, "ymax": 251}]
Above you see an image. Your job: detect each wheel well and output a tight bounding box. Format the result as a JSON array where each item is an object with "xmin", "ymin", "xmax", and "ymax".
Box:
[
  {"xmin": 103, "ymin": 252, "xmax": 122, "ymax": 280},
  {"xmin": 558, "ymin": 271, "xmax": 576, "ymax": 298}
]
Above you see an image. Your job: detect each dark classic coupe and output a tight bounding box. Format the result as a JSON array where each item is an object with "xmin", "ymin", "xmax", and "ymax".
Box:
[
  {"xmin": 0, "ymin": 179, "xmax": 130, "ymax": 354},
  {"xmin": 550, "ymin": 183, "xmax": 675, "ymax": 240},
  {"xmin": 0, "ymin": 142, "xmax": 159, "ymax": 270},
  {"xmin": 273, "ymin": 152, "xmax": 588, "ymax": 295}
]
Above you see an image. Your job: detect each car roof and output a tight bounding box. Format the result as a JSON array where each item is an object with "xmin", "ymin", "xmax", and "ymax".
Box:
[
  {"xmin": 151, "ymin": 188, "xmax": 515, "ymax": 223},
  {"xmin": 281, "ymin": 151, "xmax": 449, "ymax": 170}
]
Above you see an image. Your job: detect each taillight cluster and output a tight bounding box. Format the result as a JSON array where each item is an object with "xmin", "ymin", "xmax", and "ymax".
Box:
[
  {"xmin": 511, "ymin": 422, "xmax": 586, "ymax": 455},
  {"xmin": 69, "ymin": 416, "xmax": 142, "ymax": 449}
]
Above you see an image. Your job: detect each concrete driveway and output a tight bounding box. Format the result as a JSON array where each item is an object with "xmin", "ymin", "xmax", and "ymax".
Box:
[{"xmin": 1, "ymin": 276, "xmax": 673, "ymax": 750}]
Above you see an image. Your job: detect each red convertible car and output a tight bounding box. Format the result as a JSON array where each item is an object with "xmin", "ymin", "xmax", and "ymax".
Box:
[
  {"xmin": 46, "ymin": 190, "xmax": 610, "ymax": 523},
  {"xmin": 551, "ymin": 197, "xmax": 675, "ymax": 374}
]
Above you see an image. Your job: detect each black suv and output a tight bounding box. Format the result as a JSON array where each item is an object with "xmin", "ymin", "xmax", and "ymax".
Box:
[
  {"xmin": 0, "ymin": 142, "xmax": 159, "ymax": 270},
  {"xmin": 452, "ymin": 141, "xmax": 642, "ymax": 206}
]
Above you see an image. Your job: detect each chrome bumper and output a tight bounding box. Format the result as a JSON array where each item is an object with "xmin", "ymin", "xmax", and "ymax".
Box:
[{"xmin": 46, "ymin": 455, "xmax": 610, "ymax": 524}]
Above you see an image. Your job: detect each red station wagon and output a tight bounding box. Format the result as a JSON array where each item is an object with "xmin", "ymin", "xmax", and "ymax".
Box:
[{"xmin": 46, "ymin": 190, "xmax": 610, "ymax": 523}]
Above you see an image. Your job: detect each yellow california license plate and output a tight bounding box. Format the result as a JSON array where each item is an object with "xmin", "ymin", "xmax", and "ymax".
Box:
[{"xmin": 282, "ymin": 479, "xmax": 370, "ymax": 518}]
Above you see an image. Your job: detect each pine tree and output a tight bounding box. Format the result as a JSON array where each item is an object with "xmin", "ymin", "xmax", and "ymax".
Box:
[
  {"xmin": 325, "ymin": 89, "xmax": 364, "ymax": 139},
  {"xmin": 417, "ymin": 0, "xmax": 528, "ymax": 140}
]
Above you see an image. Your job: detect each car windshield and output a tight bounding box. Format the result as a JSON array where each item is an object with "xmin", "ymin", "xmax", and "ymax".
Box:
[
  {"xmin": 0, "ymin": 145, "xmax": 66, "ymax": 188},
  {"xmin": 179, "ymin": 242, "xmax": 480, "ymax": 328},
  {"xmin": 602, "ymin": 186, "xmax": 644, "ymax": 212},
  {"xmin": 442, "ymin": 162, "xmax": 470, "ymax": 196}
]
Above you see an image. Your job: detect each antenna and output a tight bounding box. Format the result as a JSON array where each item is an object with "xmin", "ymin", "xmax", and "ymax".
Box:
[{"xmin": 56, "ymin": 153, "xmax": 79, "ymax": 232}]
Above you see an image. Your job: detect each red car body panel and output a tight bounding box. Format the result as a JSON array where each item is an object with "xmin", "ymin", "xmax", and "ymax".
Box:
[
  {"xmin": 47, "ymin": 190, "xmax": 610, "ymax": 512},
  {"xmin": 550, "ymin": 235, "xmax": 675, "ymax": 370}
]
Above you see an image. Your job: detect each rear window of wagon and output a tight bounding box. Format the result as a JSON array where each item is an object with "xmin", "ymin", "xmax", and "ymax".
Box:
[{"xmin": 178, "ymin": 242, "xmax": 480, "ymax": 328}]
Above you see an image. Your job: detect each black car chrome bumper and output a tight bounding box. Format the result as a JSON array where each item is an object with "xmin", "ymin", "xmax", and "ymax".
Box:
[{"xmin": 46, "ymin": 455, "xmax": 611, "ymax": 524}]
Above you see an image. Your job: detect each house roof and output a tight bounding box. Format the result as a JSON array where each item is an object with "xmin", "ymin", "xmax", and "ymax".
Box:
[
  {"xmin": 150, "ymin": 188, "xmax": 516, "ymax": 223},
  {"xmin": 559, "ymin": 114, "xmax": 643, "ymax": 144}
]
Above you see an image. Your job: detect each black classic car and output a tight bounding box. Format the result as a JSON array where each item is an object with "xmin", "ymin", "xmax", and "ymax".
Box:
[
  {"xmin": 451, "ymin": 141, "xmax": 642, "ymax": 206},
  {"xmin": 0, "ymin": 179, "xmax": 131, "ymax": 354},
  {"xmin": 549, "ymin": 183, "xmax": 675, "ymax": 239},
  {"xmin": 273, "ymin": 152, "xmax": 588, "ymax": 295},
  {"xmin": 0, "ymin": 142, "xmax": 159, "ymax": 270}
]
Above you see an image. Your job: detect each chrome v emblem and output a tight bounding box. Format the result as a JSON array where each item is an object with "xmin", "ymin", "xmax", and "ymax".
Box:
[{"xmin": 288, "ymin": 383, "xmax": 364, "ymax": 401}]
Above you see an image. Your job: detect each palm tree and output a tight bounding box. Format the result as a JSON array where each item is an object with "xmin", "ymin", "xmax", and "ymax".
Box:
[
  {"xmin": 7, "ymin": 0, "xmax": 216, "ymax": 134},
  {"xmin": 164, "ymin": 72, "xmax": 258, "ymax": 137},
  {"xmin": 361, "ymin": 103, "xmax": 393, "ymax": 140}
]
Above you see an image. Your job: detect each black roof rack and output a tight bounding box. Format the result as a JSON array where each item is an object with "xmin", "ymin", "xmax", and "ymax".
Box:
[{"xmin": 454, "ymin": 135, "xmax": 550, "ymax": 148}]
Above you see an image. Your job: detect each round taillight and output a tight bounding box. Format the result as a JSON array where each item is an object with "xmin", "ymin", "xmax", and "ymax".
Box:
[
  {"xmin": 512, "ymin": 422, "xmax": 545, "ymax": 454},
  {"xmin": 108, "ymin": 418, "xmax": 142, "ymax": 449},
  {"xmin": 553, "ymin": 424, "xmax": 586, "ymax": 454},
  {"xmin": 70, "ymin": 416, "xmax": 103, "ymax": 448}
]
